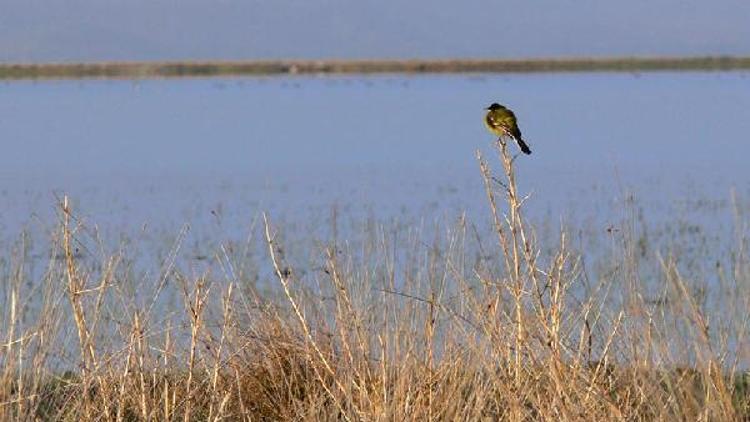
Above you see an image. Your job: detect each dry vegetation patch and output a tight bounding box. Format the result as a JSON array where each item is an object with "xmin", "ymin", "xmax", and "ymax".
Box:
[{"xmin": 2, "ymin": 141, "xmax": 749, "ymax": 420}]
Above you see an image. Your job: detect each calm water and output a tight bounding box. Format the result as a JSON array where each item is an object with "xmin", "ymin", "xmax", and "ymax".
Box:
[{"xmin": 1, "ymin": 72, "xmax": 749, "ymax": 254}]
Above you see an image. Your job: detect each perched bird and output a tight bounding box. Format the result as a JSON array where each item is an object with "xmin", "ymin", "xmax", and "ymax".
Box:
[{"xmin": 484, "ymin": 103, "xmax": 531, "ymax": 155}]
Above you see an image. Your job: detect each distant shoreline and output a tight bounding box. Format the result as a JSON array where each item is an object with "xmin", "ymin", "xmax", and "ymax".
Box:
[{"xmin": 1, "ymin": 56, "xmax": 749, "ymax": 80}]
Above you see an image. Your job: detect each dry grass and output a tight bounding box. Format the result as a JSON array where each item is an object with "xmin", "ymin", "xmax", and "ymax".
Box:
[{"xmin": 1, "ymin": 140, "xmax": 749, "ymax": 421}]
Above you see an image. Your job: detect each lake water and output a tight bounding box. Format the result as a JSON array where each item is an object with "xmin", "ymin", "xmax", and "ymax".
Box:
[{"xmin": 1, "ymin": 72, "xmax": 749, "ymax": 266}]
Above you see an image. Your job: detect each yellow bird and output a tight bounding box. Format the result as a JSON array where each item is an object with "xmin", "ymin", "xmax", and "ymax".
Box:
[{"xmin": 484, "ymin": 103, "xmax": 531, "ymax": 155}]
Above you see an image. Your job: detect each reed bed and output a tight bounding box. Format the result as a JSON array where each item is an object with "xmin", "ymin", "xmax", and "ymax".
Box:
[
  {"xmin": 1, "ymin": 141, "xmax": 749, "ymax": 420},
  {"xmin": 2, "ymin": 56, "xmax": 750, "ymax": 80}
]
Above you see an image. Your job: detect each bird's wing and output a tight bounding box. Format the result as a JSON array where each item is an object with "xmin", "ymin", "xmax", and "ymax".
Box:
[
  {"xmin": 492, "ymin": 109, "xmax": 524, "ymax": 140},
  {"xmin": 506, "ymin": 112, "xmax": 523, "ymax": 140}
]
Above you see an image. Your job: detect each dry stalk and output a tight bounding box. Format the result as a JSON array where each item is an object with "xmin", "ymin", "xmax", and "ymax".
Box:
[
  {"xmin": 263, "ymin": 213, "xmax": 357, "ymax": 422},
  {"xmin": 61, "ymin": 196, "xmax": 110, "ymax": 418},
  {"xmin": 180, "ymin": 274, "xmax": 210, "ymax": 422}
]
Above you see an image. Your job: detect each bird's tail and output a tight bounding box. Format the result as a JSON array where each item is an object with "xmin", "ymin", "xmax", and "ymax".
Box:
[{"xmin": 515, "ymin": 137, "xmax": 532, "ymax": 155}]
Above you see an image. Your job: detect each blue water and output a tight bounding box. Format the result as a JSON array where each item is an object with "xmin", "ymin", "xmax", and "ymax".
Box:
[
  {"xmin": 1, "ymin": 72, "xmax": 749, "ymax": 254},
  {"xmin": 3, "ymin": 71, "xmax": 750, "ymax": 373}
]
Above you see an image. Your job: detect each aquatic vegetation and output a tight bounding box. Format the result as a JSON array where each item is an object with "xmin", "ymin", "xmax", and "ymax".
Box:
[{"xmin": 1, "ymin": 141, "xmax": 749, "ymax": 420}]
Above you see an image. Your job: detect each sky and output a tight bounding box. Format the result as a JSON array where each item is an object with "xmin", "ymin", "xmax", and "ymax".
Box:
[{"xmin": 1, "ymin": 0, "xmax": 749, "ymax": 62}]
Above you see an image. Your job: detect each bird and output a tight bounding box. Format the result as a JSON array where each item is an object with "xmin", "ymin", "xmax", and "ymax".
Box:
[{"xmin": 484, "ymin": 103, "xmax": 531, "ymax": 155}]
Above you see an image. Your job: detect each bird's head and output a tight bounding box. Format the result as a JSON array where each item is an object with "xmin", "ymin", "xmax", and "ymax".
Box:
[{"xmin": 486, "ymin": 103, "xmax": 503, "ymax": 111}]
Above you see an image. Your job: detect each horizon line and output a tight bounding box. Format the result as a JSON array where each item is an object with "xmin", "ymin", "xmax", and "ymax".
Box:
[{"xmin": 2, "ymin": 55, "xmax": 749, "ymax": 80}]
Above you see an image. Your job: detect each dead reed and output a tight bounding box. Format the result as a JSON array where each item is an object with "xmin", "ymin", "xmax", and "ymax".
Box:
[{"xmin": 1, "ymin": 139, "xmax": 749, "ymax": 420}]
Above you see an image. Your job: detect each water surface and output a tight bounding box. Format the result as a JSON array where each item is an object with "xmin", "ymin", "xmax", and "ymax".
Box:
[{"xmin": 1, "ymin": 72, "xmax": 749, "ymax": 256}]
